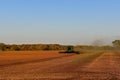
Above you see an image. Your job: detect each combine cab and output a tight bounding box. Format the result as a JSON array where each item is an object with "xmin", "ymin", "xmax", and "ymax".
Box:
[{"xmin": 59, "ymin": 46, "xmax": 79, "ymax": 54}]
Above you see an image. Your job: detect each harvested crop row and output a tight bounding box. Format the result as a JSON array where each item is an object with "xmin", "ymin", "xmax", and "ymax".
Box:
[{"xmin": 0, "ymin": 51, "xmax": 74, "ymax": 67}]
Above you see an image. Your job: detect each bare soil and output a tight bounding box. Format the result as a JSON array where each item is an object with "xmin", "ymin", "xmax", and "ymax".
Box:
[{"xmin": 0, "ymin": 51, "xmax": 120, "ymax": 80}]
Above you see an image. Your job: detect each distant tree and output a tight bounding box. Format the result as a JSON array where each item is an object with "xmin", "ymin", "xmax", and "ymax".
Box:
[
  {"xmin": 0, "ymin": 43, "xmax": 66, "ymax": 51},
  {"xmin": 0, "ymin": 43, "xmax": 6, "ymax": 51},
  {"xmin": 43, "ymin": 45, "xmax": 50, "ymax": 50},
  {"xmin": 112, "ymin": 40, "xmax": 120, "ymax": 48},
  {"xmin": 11, "ymin": 45, "xmax": 21, "ymax": 51}
]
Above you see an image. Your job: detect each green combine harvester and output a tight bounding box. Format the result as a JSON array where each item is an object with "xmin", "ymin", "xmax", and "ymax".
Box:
[{"xmin": 59, "ymin": 46, "xmax": 79, "ymax": 54}]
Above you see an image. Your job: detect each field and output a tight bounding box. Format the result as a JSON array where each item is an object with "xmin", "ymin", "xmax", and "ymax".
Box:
[{"xmin": 0, "ymin": 51, "xmax": 120, "ymax": 80}]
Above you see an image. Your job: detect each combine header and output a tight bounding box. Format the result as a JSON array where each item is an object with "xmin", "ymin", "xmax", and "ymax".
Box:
[{"xmin": 59, "ymin": 46, "xmax": 79, "ymax": 54}]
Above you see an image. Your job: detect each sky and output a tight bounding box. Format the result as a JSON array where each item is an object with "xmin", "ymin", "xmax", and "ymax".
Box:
[{"xmin": 0, "ymin": 0, "xmax": 120, "ymax": 45}]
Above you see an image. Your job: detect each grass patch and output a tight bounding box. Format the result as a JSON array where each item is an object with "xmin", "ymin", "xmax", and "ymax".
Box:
[{"xmin": 72, "ymin": 52, "xmax": 103, "ymax": 64}]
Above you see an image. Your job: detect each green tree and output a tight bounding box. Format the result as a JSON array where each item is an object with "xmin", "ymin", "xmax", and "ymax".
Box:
[
  {"xmin": 112, "ymin": 40, "xmax": 120, "ymax": 48},
  {"xmin": 11, "ymin": 45, "xmax": 21, "ymax": 51},
  {"xmin": 0, "ymin": 43, "xmax": 6, "ymax": 51}
]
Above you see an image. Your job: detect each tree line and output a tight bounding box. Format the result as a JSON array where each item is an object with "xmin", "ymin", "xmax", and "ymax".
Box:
[
  {"xmin": 0, "ymin": 43, "xmax": 66, "ymax": 51},
  {"xmin": 0, "ymin": 40, "xmax": 120, "ymax": 51}
]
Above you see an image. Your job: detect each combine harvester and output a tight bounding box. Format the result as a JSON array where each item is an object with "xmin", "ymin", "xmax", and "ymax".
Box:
[{"xmin": 59, "ymin": 46, "xmax": 79, "ymax": 54}]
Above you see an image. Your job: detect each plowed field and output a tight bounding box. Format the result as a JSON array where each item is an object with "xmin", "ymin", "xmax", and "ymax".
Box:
[{"xmin": 0, "ymin": 51, "xmax": 120, "ymax": 80}]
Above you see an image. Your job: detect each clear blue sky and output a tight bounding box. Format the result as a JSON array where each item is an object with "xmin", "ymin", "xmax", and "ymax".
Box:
[{"xmin": 0, "ymin": 0, "xmax": 120, "ymax": 45}]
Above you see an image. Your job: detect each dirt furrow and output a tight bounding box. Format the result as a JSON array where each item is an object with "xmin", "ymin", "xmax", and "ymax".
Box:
[
  {"xmin": 1, "ymin": 52, "xmax": 120, "ymax": 80},
  {"xmin": 0, "ymin": 53, "xmax": 88, "ymax": 77},
  {"xmin": 0, "ymin": 54, "xmax": 74, "ymax": 68},
  {"xmin": 76, "ymin": 52, "xmax": 120, "ymax": 80}
]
